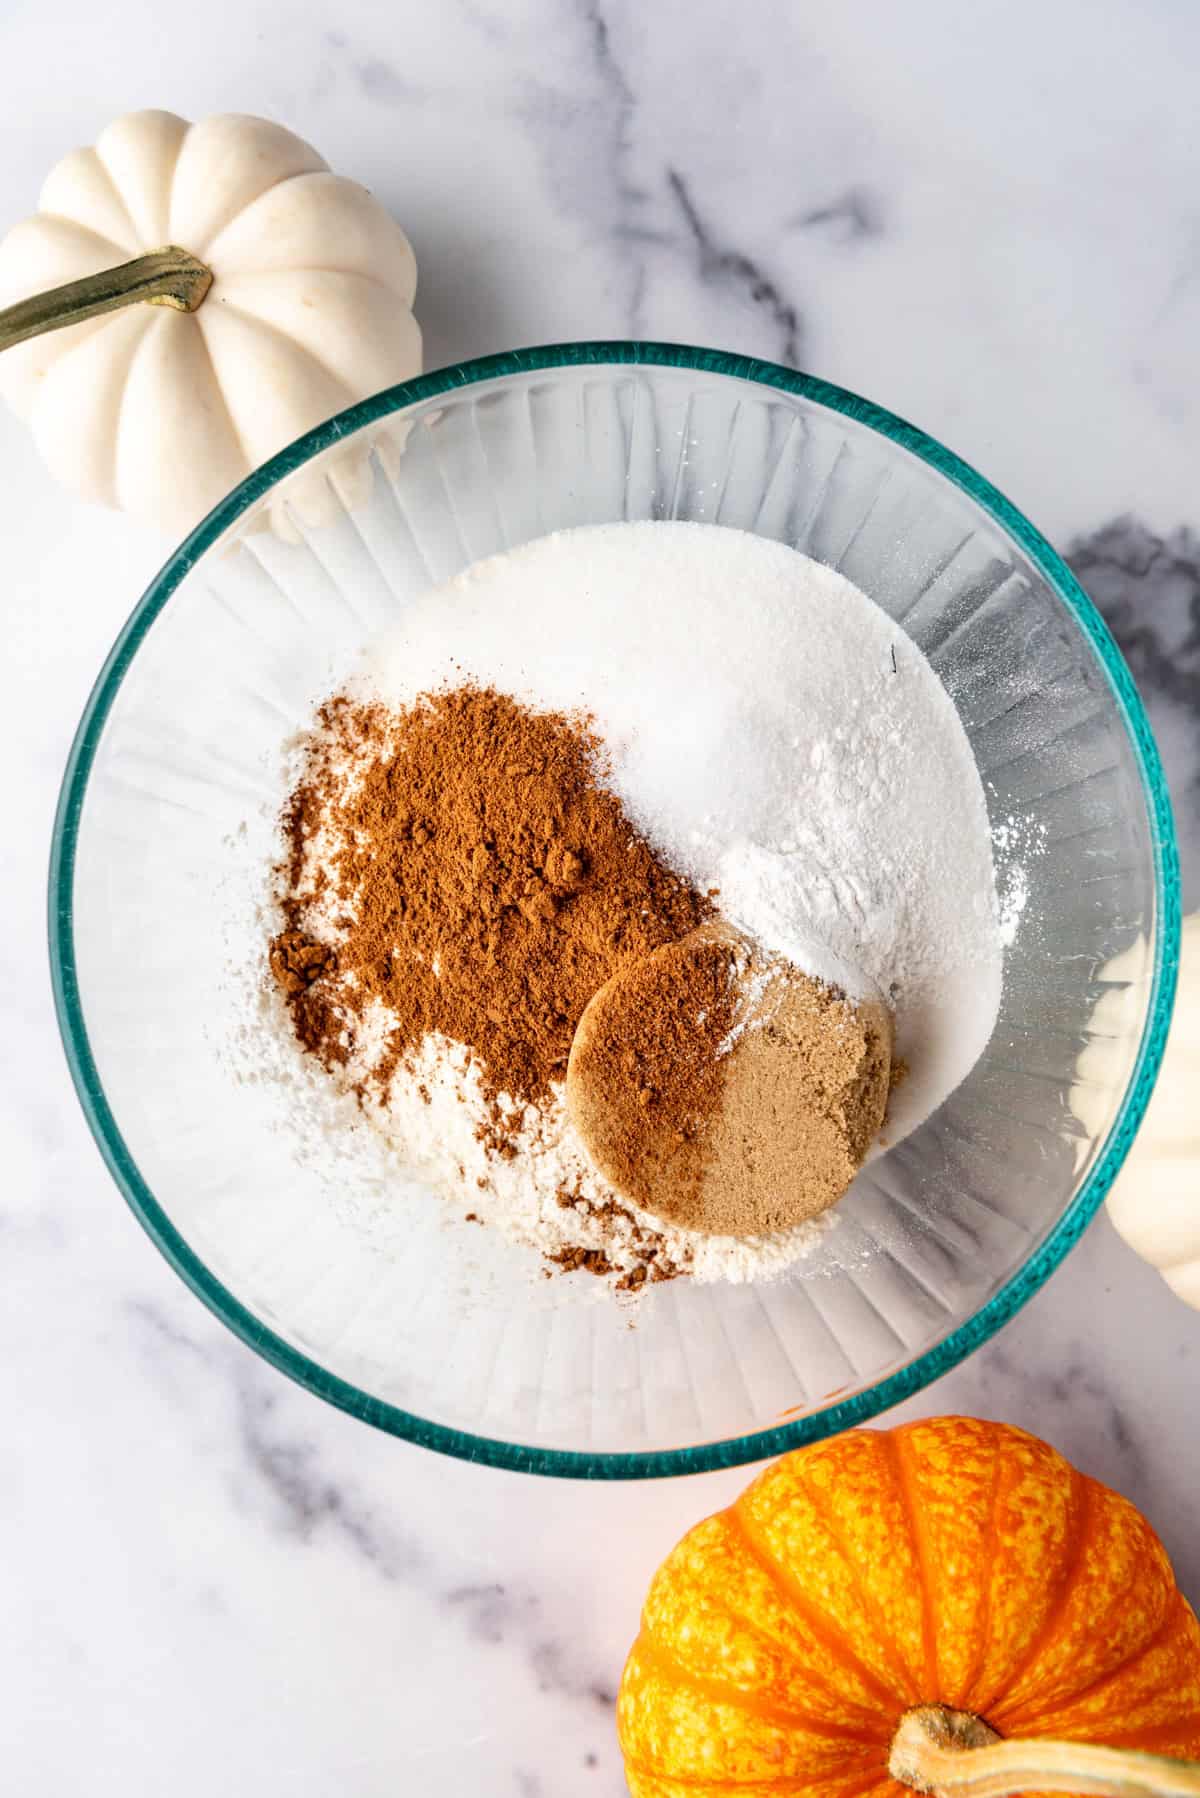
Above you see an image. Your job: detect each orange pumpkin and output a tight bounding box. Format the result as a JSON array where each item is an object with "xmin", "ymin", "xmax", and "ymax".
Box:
[{"xmin": 618, "ymin": 1417, "xmax": 1200, "ymax": 1798}]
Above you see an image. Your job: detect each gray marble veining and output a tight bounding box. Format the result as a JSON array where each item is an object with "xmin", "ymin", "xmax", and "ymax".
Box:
[
  {"xmin": 1, "ymin": 0, "xmax": 1198, "ymax": 1792},
  {"xmin": 1068, "ymin": 518, "xmax": 1200, "ymax": 898}
]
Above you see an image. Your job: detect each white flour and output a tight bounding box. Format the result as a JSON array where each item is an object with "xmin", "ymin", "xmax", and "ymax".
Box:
[{"xmin": 262, "ymin": 521, "xmax": 1004, "ymax": 1288}]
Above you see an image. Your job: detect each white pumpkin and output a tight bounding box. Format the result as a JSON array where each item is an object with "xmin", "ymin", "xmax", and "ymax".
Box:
[
  {"xmin": 1073, "ymin": 913, "xmax": 1200, "ymax": 1308},
  {"xmin": 0, "ymin": 110, "xmax": 421, "ymax": 539},
  {"xmin": 1105, "ymin": 913, "xmax": 1200, "ymax": 1306}
]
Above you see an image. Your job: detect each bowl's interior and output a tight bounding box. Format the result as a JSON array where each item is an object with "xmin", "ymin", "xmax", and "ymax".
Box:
[{"xmin": 54, "ymin": 348, "xmax": 1176, "ymax": 1474}]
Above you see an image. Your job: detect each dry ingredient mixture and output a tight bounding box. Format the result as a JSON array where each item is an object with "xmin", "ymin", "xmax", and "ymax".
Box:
[
  {"xmin": 263, "ymin": 522, "xmax": 1006, "ymax": 1288},
  {"xmin": 370, "ymin": 522, "xmax": 1003, "ymax": 1146}
]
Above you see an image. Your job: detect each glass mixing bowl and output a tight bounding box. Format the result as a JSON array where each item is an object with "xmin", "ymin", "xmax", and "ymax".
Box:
[{"xmin": 50, "ymin": 344, "xmax": 1179, "ymax": 1477}]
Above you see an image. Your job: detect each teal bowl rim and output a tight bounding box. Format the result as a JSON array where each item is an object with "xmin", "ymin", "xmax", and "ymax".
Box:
[{"xmin": 48, "ymin": 341, "xmax": 1181, "ymax": 1480}]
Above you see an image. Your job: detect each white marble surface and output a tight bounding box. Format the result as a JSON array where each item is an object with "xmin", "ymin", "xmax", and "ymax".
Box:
[{"xmin": 2, "ymin": 2, "xmax": 1199, "ymax": 1791}]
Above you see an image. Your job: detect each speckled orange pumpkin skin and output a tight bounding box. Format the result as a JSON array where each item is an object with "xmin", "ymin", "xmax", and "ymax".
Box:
[{"xmin": 617, "ymin": 1417, "xmax": 1200, "ymax": 1798}]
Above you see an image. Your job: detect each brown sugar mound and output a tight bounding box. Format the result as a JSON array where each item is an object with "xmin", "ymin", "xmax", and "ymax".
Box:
[
  {"xmin": 270, "ymin": 685, "xmax": 711, "ymax": 1127},
  {"xmin": 567, "ymin": 923, "xmax": 893, "ymax": 1235}
]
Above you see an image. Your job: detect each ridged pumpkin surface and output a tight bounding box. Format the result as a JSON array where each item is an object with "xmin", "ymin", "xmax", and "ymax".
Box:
[{"xmin": 617, "ymin": 1418, "xmax": 1200, "ymax": 1797}]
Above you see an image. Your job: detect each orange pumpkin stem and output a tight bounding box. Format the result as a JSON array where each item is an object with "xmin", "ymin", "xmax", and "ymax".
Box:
[
  {"xmin": 891, "ymin": 1706, "xmax": 1200, "ymax": 1798},
  {"xmin": 0, "ymin": 246, "xmax": 213, "ymax": 353}
]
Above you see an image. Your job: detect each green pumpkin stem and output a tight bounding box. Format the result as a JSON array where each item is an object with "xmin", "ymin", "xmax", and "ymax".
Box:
[{"xmin": 0, "ymin": 246, "xmax": 212, "ymax": 353}]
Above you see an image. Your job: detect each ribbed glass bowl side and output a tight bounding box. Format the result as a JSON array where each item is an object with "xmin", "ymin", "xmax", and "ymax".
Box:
[{"xmin": 49, "ymin": 345, "xmax": 1179, "ymax": 1478}]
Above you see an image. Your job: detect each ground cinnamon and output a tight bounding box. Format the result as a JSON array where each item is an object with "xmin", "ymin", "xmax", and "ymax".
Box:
[
  {"xmin": 272, "ymin": 684, "xmax": 711, "ymax": 1140},
  {"xmin": 565, "ymin": 927, "xmax": 743, "ymax": 1216}
]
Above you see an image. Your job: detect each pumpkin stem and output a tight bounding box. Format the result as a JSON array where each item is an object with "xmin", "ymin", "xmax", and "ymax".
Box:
[
  {"xmin": 891, "ymin": 1706, "xmax": 1200, "ymax": 1798},
  {"xmin": 0, "ymin": 246, "xmax": 213, "ymax": 353}
]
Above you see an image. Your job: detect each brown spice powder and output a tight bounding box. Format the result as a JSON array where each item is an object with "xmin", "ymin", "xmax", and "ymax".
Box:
[
  {"xmin": 553, "ymin": 1182, "xmax": 682, "ymax": 1289},
  {"xmin": 272, "ymin": 684, "xmax": 711, "ymax": 1142},
  {"xmin": 565, "ymin": 927, "xmax": 744, "ymax": 1222}
]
